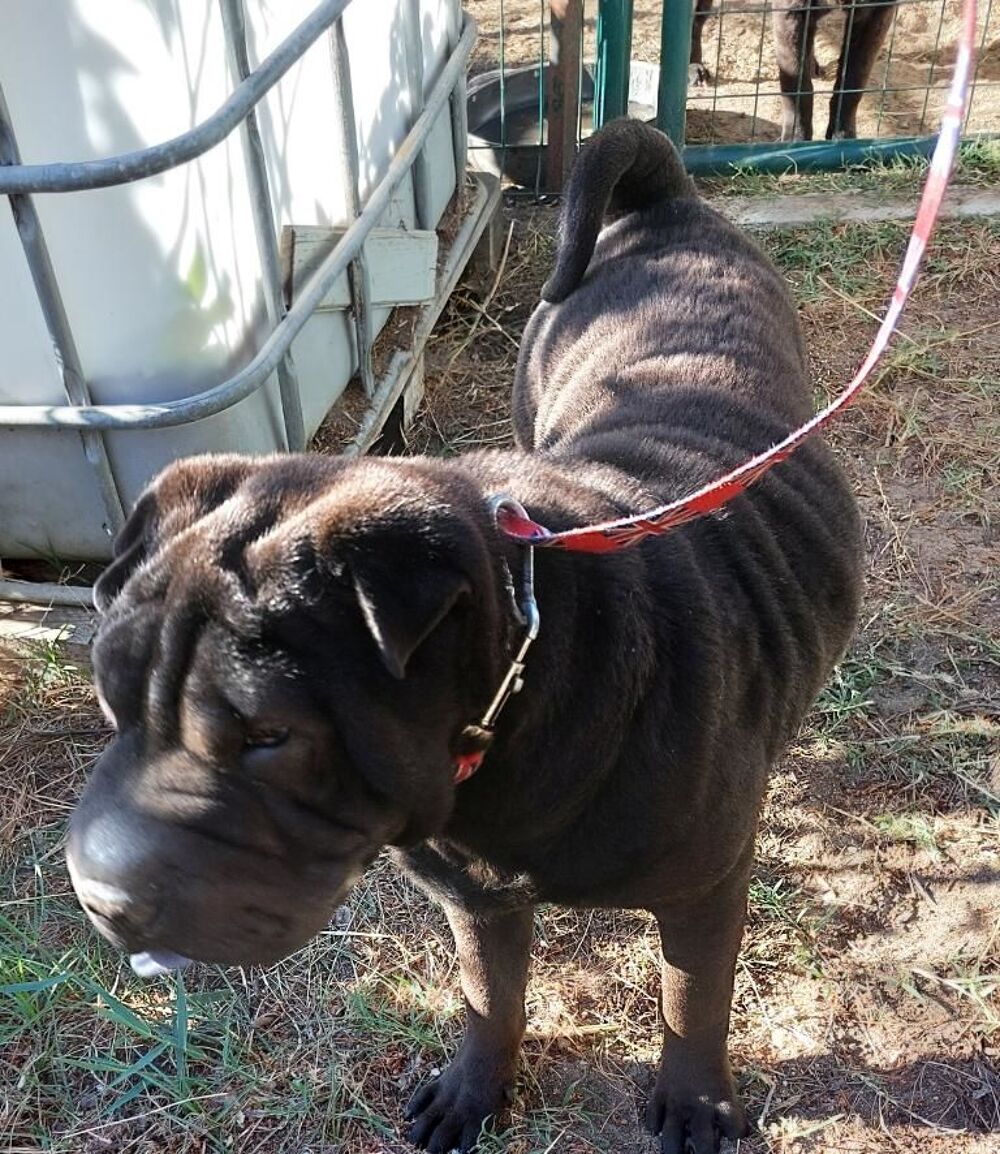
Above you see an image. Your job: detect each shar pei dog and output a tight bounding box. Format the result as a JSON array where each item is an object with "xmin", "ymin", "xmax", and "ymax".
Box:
[{"xmin": 68, "ymin": 119, "xmax": 862, "ymax": 1154}]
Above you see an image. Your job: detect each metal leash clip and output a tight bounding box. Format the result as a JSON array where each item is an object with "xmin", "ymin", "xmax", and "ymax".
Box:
[
  {"xmin": 481, "ymin": 495, "xmax": 540, "ymax": 729},
  {"xmin": 452, "ymin": 496, "xmax": 541, "ymax": 782}
]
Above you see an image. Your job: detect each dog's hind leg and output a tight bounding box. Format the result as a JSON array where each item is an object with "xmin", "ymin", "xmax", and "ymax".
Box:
[
  {"xmin": 644, "ymin": 847, "xmax": 753, "ymax": 1154},
  {"xmin": 826, "ymin": 0, "xmax": 896, "ymax": 139},
  {"xmin": 405, "ymin": 903, "xmax": 533, "ymax": 1152}
]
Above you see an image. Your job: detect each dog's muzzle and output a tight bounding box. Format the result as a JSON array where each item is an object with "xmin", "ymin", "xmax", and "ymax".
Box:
[{"xmin": 67, "ymin": 733, "xmax": 365, "ymax": 973}]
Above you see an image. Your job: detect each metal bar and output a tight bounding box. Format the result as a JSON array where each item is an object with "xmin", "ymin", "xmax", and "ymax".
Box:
[
  {"xmin": 446, "ymin": 0, "xmax": 469, "ymax": 203},
  {"xmin": 499, "ymin": 0, "xmax": 508, "ymax": 159},
  {"xmin": 0, "ymin": 0, "xmax": 350, "ymax": 195},
  {"xmin": 404, "ymin": 0, "xmax": 432, "ymax": 229},
  {"xmin": 0, "ymin": 84, "xmax": 126, "ymax": 537},
  {"xmin": 831, "ymin": 0, "xmax": 859, "ymax": 139},
  {"xmin": 747, "ymin": 4, "xmax": 767, "ymax": 142},
  {"xmin": 594, "ymin": 0, "xmax": 634, "ymax": 127},
  {"xmin": 220, "ymin": 0, "xmax": 305, "ymax": 451},
  {"xmin": 0, "ymin": 579, "xmax": 95, "ymax": 607},
  {"xmin": 328, "ymin": 15, "xmax": 376, "ymax": 398},
  {"xmin": 875, "ymin": 1, "xmax": 903, "ymax": 137},
  {"xmin": 547, "ymin": 0, "xmax": 583, "ymax": 191},
  {"xmin": 689, "ymin": 82, "xmax": 984, "ymax": 101},
  {"xmin": 682, "ymin": 135, "xmax": 938, "ymax": 176},
  {"xmin": 795, "ymin": 0, "xmax": 822, "ymax": 116},
  {"xmin": 576, "ymin": 21, "xmax": 585, "ymax": 147},
  {"xmin": 965, "ymin": 0, "xmax": 996, "ymax": 132},
  {"xmin": 594, "ymin": 3, "xmax": 606, "ymax": 127},
  {"xmin": 657, "ymin": 0, "xmax": 694, "ymax": 144},
  {"xmin": 916, "ymin": 0, "xmax": 947, "ymax": 133},
  {"xmin": 534, "ymin": 0, "xmax": 546, "ymax": 198},
  {"xmin": 0, "ymin": 13, "xmax": 478, "ymax": 430}
]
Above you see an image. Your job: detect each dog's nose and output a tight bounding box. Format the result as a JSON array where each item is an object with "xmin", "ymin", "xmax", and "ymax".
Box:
[{"xmin": 73, "ymin": 877, "xmax": 158, "ymax": 942}]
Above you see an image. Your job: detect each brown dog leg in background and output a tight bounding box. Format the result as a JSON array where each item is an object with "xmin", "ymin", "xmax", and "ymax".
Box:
[
  {"xmin": 773, "ymin": 0, "xmax": 825, "ymax": 140},
  {"xmin": 774, "ymin": 0, "xmax": 898, "ymax": 141},
  {"xmin": 690, "ymin": 0, "xmax": 715, "ymax": 87},
  {"xmin": 826, "ymin": 0, "xmax": 897, "ymax": 138}
]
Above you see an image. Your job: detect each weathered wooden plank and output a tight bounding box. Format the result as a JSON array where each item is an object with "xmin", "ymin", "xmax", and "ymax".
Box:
[{"xmin": 547, "ymin": 0, "xmax": 583, "ymax": 193}]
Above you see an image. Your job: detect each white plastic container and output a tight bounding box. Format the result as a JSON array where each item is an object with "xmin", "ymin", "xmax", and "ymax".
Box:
[{"xmin": 0, "ymin": 0, "xmax": 462, "ymax": 559}]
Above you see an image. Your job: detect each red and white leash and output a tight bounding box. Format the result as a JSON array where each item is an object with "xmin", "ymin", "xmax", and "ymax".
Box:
[
  {"xmin": 453, "ymin": 0, "xmax": 978, "ymax": 782},
  {"xmin": 497, "ymin": 0, "xmax": 979, "ymax": 555}
]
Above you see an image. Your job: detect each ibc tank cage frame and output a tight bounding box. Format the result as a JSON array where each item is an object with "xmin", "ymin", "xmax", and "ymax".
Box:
[{"xmin": 0, "ymin": 0, "xmax": 497, "ymax": 605}]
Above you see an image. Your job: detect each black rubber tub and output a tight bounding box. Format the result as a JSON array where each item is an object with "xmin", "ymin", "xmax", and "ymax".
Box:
[{"xmin": 467, "ymin": 61, "xmax": 658, "ymax": 190}]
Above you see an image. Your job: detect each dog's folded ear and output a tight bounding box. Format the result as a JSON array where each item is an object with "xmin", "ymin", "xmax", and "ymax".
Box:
[
  {"xmin": 258, "ymin": 462, "xmax": 501, "ymax": 682},
  {"xmin": 94, "ymin": 455, "xmax": 256, "ymax": 612},
  {"xmin": 347, "ymin": 539, "xmax": 472, "ymax": 680},
  {"xmin": 94, "ymin": 489, "xmax": 160, "ymax": 612}
]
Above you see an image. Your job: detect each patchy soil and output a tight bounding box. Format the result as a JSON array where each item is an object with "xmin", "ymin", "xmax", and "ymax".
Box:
[{"xmin": 465, "ymin": 0, "xmax": 1000, "ymax": 143}]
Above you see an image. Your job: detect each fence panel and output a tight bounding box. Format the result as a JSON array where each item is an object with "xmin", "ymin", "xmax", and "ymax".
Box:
[{"xmin": 465, "ymin": 0, "xmax": 998, "ymax": 184}]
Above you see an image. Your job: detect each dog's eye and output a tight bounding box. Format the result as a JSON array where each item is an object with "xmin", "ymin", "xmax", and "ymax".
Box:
[{"xmin": 244, "ymin": 728, "xmax": 290, "ymax": 750}]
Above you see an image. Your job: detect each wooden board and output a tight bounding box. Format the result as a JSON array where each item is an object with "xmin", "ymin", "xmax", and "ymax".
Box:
[{"xmin": 284, "ymin": 225, "xmax": 439, "ymax": 311}]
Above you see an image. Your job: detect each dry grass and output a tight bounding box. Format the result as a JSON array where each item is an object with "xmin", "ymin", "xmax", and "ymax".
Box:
[{"xmin": 2, "ymin": 199, "xmax": 999, "ymax": 1153}]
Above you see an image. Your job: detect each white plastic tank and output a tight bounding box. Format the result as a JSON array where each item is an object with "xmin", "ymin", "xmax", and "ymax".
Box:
[{"xmin": 0, "ymin": 0, "xmax": 462, "ymax": 559}]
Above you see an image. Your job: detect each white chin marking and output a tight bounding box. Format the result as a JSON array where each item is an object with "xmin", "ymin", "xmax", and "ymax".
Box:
[{"xmin": 130, "ymin": 951, "xmax": 193, "ymax": 978}]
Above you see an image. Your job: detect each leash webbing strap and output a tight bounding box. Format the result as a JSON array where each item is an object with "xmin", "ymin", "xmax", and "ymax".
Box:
[{"xmin": 498, "ymin": 0, "xmax": 978, "ymax": 556}]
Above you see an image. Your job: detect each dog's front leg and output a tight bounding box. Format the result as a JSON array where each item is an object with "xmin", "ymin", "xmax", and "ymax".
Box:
[
  {"xmin": 406, "ymin": 903, "xmax": 533, "ymax": 1152},
  {"xmin": 645, "ymin": 851, "xmax": 753, "ymax": 1154}
]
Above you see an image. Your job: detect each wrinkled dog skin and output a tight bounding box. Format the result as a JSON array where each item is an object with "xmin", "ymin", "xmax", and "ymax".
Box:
[
  {"xmin": 691, "ymin": 0, "xmax": 899, "ymax": 140},
  {"xmin": 68, "ymin": 121, "xmax": 862, "ymax": 1154}
]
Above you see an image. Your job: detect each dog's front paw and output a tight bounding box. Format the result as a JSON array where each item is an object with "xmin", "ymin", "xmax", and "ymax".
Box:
[
  {"xmin": 644, "ymin": 1073, "xmax": 748, "ymax": 1154},
  {"xmin": 405, "ymin": 1058, "xmax": 511, "ymax": 1153}
]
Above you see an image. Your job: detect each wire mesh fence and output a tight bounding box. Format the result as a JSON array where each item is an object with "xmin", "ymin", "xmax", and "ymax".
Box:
[
  {"xmin": 686, "ymin": 0, "xmax": 997, "ymax": 143},
  {"xmin": 465, "ymin": 0, "xmax": 999, "ymax": 188}
]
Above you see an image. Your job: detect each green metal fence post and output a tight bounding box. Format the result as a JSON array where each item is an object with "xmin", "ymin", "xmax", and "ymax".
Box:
[
  {"xmin": 657, "ymin": 0, "xmax": 693, "ymax": 145},
  {"xmin": 594, "ymin": 0, "xmax": 634, "ymax": 128},
  {"xmin": 682, "ymin": 135, "xmax": 940, "ymax": 176}
]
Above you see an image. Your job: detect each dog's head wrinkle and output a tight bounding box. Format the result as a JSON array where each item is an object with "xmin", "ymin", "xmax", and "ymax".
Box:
[
  {"xmin": 73, "ymin": 453, "xmax": 519, "ymax": 966},
  {"xmin": 101, "ymin": 455, "xmax": 511, "ymax": 705},
  {"xmin": 240, "ymin": 458, "xmax": 513, "ymax": 689}
]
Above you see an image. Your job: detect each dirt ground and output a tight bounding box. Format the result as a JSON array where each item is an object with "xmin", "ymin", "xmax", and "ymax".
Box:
[
  {"xmin": 465, "ymin": 0, "xmax": 1000, "ymax": 143},
  {"xmin": 1, "ymin": 196, "xmax": 998, "ymax": 1151}
]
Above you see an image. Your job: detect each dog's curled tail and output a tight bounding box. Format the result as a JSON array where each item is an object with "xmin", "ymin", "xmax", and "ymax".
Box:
[{"xmin": 541, "ymin": 119, "xmax": 695, "ymax": 304}]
